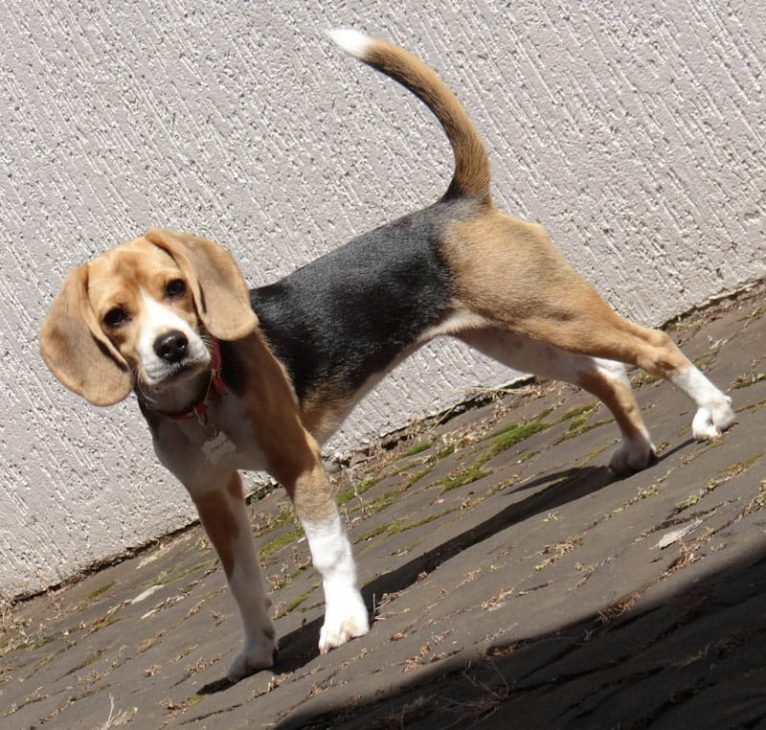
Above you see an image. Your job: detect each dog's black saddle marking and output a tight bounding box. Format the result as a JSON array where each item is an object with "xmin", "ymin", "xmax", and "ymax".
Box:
[{"xmin": 251, "ymin": 198, "xmax": 475, "ymax": 402}]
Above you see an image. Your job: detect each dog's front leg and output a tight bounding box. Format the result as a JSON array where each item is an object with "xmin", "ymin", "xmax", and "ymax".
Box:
[
  {"xmin": 279, "ymin": 458, "xmax": 370, "ymax": 654},
  {"xmin": 189, "ymin": 470, "xmax": 277, "ymax": 680}
]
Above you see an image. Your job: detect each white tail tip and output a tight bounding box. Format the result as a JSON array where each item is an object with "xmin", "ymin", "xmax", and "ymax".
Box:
[{"xmin": 326, "ymin": 28, "xmax": 372, "ymax": 59}]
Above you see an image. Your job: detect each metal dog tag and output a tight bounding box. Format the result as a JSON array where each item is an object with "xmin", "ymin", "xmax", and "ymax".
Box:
[{"xmin": 202, "ymin": 430, "xmax": 236, "ymax": 464}]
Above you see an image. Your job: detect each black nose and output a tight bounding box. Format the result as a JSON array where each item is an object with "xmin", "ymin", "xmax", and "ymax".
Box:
[{"xmin": 154, "ymin": 331, "xmax": 189, "ymax": 363}]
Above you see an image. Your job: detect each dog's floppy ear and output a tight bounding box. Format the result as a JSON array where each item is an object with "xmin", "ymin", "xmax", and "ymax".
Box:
[
  {"xmin": 39, "ymin": 265, "xmax": 133, "ymax": 406},
  {"xmin": 145, "ymin": 228, "xmax": 258, "ymax": 341}
]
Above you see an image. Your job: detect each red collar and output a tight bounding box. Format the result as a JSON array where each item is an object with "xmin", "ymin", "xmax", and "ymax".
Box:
[{"xmin": 164, "ymin": 339, "xmax": 227, "ymax": 423}]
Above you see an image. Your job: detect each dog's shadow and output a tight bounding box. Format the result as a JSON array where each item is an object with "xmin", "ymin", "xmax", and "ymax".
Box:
[{"xmin": 199, "ymin": 443, "xmax": 689, "ymax": 694}]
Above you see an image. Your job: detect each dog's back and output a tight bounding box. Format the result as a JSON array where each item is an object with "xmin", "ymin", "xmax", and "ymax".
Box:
[{"xmin": 251, "ymin": 198, "xmax": 477, "ymax": 403}]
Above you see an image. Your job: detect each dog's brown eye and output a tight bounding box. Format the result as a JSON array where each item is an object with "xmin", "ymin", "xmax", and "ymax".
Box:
[
  {"xmin": 166, "ymin": 279, "xmax": 186, "ymax": 298},
  {"xmin": 104, "ymin": 307, "xmax": 129, "ymax": 328}
]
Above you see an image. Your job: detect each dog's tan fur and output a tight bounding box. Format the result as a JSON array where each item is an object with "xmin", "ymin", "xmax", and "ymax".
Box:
[{"xmin": 443, "ymin": 210, "xmax": 696, "ymax": 439}]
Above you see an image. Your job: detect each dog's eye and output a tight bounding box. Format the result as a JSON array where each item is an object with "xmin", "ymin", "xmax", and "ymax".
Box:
[
  {"xmin": 104, "ymin": 307, "xmax": 129, "ymax": 328},
  {"xmin": 166, "ymin": 279, "xmax": 186, "ymax": 298}
]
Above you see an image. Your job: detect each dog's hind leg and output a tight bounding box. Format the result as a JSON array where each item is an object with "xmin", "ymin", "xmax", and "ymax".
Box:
[
  {"xmin": 445, "ymin": 212, "xmax": 736, "ymax": 442},
  {"xmin": 457, "ymin": 328, "xmax": 655, "ymax": 474},
  {"xmin": 512, "ymin": 307, "xmax": 735, "ymax": 442}
]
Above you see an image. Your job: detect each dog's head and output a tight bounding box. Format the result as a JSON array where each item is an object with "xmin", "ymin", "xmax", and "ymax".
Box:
[{"xmin": 39, "ymin": 229, "xmax": 257, "ymax": 406}]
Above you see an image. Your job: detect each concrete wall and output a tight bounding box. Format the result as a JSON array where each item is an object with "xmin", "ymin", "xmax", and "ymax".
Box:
[{"xmin": 1, "ymin": 0, "xmax": 763, "ymax": 600}]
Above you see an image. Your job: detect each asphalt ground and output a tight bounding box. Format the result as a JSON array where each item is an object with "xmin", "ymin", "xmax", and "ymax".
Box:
[{"xmin": 2, "ymin": 281, "xmax": 765, "ymax": 729}]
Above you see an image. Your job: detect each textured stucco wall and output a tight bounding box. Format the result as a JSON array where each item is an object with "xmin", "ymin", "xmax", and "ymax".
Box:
[{"xmin": 1, "ymin": 1, "xmax": 763, "ymax": 600}]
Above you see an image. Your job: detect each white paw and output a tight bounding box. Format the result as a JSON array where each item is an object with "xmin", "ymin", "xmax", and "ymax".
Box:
[
  {"xmin": 609, "ymin": 437, "xmax": 656, "ymax": 476},
  {"xmin": 692, "ymin": 397, "xmax": 736, "ymax": 440},
  {"xmin": 227, "ymin": 628, "xmax": 278, "ymax": 681},
  {"xmin": 318, "ymin": 589, "xmax": 369, "ymax": 654}
]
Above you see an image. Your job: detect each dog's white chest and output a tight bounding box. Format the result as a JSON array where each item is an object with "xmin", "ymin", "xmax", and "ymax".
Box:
[{"xmin": 153, "ymin": 393, "xmax": 267, "ymax": 486}]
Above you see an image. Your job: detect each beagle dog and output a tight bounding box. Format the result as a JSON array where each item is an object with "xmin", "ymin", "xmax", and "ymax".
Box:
[{"xmin": 39, "ymin": 29, "xmax": 736, "ymax": 681}]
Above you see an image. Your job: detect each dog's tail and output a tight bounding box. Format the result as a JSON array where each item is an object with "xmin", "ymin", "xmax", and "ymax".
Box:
[{"xmin": 327, "ymin": 29, "xmax": 491, "ymax": 204}]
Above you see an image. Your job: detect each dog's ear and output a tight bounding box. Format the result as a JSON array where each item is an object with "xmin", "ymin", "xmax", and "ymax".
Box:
[
  {"xmin": 145, "ymin": 229, "xmax": 258, "ymax": 341},
  {"xmin": 39, "ymin": 265, "xmax": 133, "ymax": 406}
]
